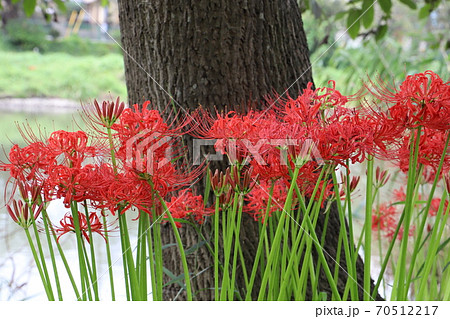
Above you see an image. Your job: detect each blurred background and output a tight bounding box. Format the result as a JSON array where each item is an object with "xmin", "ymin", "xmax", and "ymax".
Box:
[{"xmin": 0, "ymin": 0, "xmax": 448, "ymax": 300}]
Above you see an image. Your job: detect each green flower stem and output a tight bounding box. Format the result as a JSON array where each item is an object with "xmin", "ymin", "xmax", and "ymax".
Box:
[
  {"xmin": 295, "ymin": 175, "xmax": 328, "ymax": 300},
  {"xmin": 158, "ymin": 196, "xmax": 193, "ymax": 301},
  {"xmin": 331, "ymin": 171, "xmax": 358, "ymax": 300},
  {"xmin": 344, "ymin": 162, "xmax": 358, "ymax": 299},
  {"xmin": 106, "ymin": 127, "xmax": 118, "ymax": 174},
  {"xmin": 304, "ymin": 212, "xmax": 341, "ymax": 301},
  {"xmin": 41, "ymin": 209, "xmax": 62, "ymax": 300},
  {"xmin": 277, "ymin": 208, "xmax": 309, "ymax": 300},
  {"xmin": 118, "ymin": 212, "xmax": 142, "ymax": 300},
  {"xmin": 153, "ymin": 219, "xmax": 163, "ymax": 301},
  {"xmin": 84, "ymin": 204, "xmax": 99, "ymax": 300},
  {"xmin": 214, "ymin": 196, "xmax": 220, "ymax": 300},
  {"xmin": 24, "ymin": 227, "xmax": 54, "ymax": 300},
  {"xmin": 117, "ymin": 213, "xmax": 131, "ymax": 301},
  {"xmin": 70, "ymin": 202, "xmax": 90, "ymax": 300},
  {"xmin": 257, "ymin": 164, "xmax": 301, "ymax": 301},
  {"xmin": 392, "ymin": 127, "xmax": 422, "ymax": 300},
  {"xmin": 442, "ymin": 250, "xmax": 450, "ymax": 300},
  {"xmin": 47, "ymin": 215, "xmax": 81, "ymax": 300},
  {"xmin": 30, "ymin": 209, "xmax": 54, "ymax": 301},
  {"xmin": 314, "ymin": 205, "xmax": 331, "ymax": 296},
  {"xmin": 229, "ymin": 193, "xmax": 245, "ymax": 300},
  {"xmin": 417, "ymin": 193, "xmax": 450, "ymax": 299},
  {"xmin": 102, "ymin": 213, "xmax": 116, "ymax": 300},
  {"xmin": 245, "ymin": 181, "xmax": 276, "ymax": 301},
  {"xmin": 405, "ymin": 131, "xmax": 450, "ymax": 294},
  {"xmin": 364, "ymin": 155, "xmax": 374, "ymax": 300},
  {"xmin": 105, "ymin": 126, "xmax": 131, "ymax": 301},
  {"xmin": 220, "ymin": 191, "xmax": 239, "ymax": 300},
  {"xmin": 138, "ymin": 214, "xmax": 148, "ymax": 300},
  {"xmin": 237, "ymin": 242, "xmax": 249, "ymax": 293},
  {"xmin": 80, "ymin": 239, "xmax": 96, "ymax": 300},
  {"xmin": 371, "ymin": 212, "xmax": 405, "ymax": 300},
  {"xmin": 145, "ymin": 216, "xmax": 157, "ymax": 301}
]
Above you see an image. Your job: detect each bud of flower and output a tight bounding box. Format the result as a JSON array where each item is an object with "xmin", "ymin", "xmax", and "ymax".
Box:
[
  {"xmin": 6, "ymin": 199, "xmax": 43, "ymax": 229},
  {"xmin": 375, "ymin": 166, "xmax": 390, "ymax": 188}
]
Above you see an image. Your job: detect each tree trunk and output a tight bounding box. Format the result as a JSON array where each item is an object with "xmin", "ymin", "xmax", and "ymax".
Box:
[{"xmin": 118, "ymin": 0, "xmax": 381, "ymax": 301}]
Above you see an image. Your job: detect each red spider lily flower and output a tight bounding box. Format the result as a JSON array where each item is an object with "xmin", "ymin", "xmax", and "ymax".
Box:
[
  {"xmin": 47, "ymin": 130, "xmax": 99, "ymax": 167},
  {"xmin": 95, "ymin": 170, "xmax": 154, "ymax": 215},
  {"xmin": 276, "ymin": 81, "xmax": 350, "ymax": 126},
  {"xmin": 0, "ymin": 142, "xmax": 55, "ymax": 181},
  {"xmin": 245, "ymin": 179, "xmax": 289, "ymax": 222},
  {"xmin": 45, "ymin": 164, "xmax": 97, "ymax": 208},
  {"xmin": 293, "ymin": 162, "xmax": 333, "ymax": 206},
  {"xmin": 164, "ymin": 189, "xmax": 212, "ymax": 228},
  {"xmin": 6, "ymin": 199, "xmax": 43, "ymax": 229},
  {"xmin": 112, "ymin": 101, "xmax": 190, "ymax": 144},
  {"xmin": 366, "ymin": 71, "xmax": 450, "ymax": 130},
  {"xmin": 393, "ymin": 187, "xmax": 406, "ymax": 202},
  {"xmin": 54, "ymin": 211, "xmax": 110, "ymax": 243},
  {"xmin": 428, "ymin": 198, "xmax": 449, "ymax": 217},
  {"xmin": 193, "ymin": 108, "xmax": 293, "ymax": 168},
  {"xmin": 392, "ymin": 128, "xmax": 450, "ymax": 177},
  {"xmin": 357, "ymin": 105, "xmax": 405, "ymax": 160},
  {"xmin": 372, "ymin": 203, "xmax": 414, "ymax": 240},
  {"xmin": 82, "ymin": 97, "xmax": 125, "ymax": 129}
]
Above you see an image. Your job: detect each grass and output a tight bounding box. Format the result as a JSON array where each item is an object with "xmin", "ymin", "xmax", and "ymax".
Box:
[{"xmin": 0, "ymin": 50, "xmax": 127, "ymax": 101}]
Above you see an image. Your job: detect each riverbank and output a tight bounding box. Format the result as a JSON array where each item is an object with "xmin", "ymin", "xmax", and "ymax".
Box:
[{"xmin": 0, "ymin": 98, "xmax": 81, "ymax": 113}]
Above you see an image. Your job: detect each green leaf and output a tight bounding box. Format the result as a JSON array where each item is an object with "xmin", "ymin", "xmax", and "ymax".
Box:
[
  {"xmin": 162, "ymin": 267, "xmax": 186, "ymax": 288},
  {"xmin": 418, "ymin": 4, "xmax": 431, "ymax": 20},
  {"xmin": 334, "ymin": 11, "xmax": 348, "ymax": 21},
  {"xmin": 101, "ymin": 0, "xmax": 109, "ymax": 6},
  {"xmin": 203, "ymin": 169, "xmax": 211, "ymax": 206},
  {"xmin": 161, "ymin": 243, "xmax": 177, "ymax": 250},
  {"xmin": 399, "ymin": 0, "xmax": 417, "ymax": 10},
  {"xmin": 378, "ymin": 0, "xmax": 392, "ymax": 14},
  {"xmin": 437, "ymin": 237, "xmax": 450, "ymax": 254},
  {"xmin": 375, "ymin": 24, "xmax": 388, "ymax": 41},
  {"xmin": 347, "ymin": 9, "xmax": 361, "ymax": 39},
  {"xmin": 361, "ymin": 0, "xmax": 375, "ymax": 29},
  {"xmin": 54, "ymin": 0, "xmax": 67, "ymax": 13},
  {"xmin": 185, "ymin": 240, "xmax": 207, "ymax": 256},
  {"xmin": 23, "ymin": 0, "xmax": 37, "ymax": 17}
]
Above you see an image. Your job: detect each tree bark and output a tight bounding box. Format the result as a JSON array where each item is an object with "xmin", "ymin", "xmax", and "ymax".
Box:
[{"xmin": 118, "ymin": 0, "xmax": 381, "ymax": 301}]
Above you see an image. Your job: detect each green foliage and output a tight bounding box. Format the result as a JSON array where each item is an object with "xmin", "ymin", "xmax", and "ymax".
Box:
[
  {"xmin": 4, "ymin": 19, "xmax": 48, "ymax": 51},
  {"xmin": 311, "ymin": 37, "xmax": 448, "ymax": 96},
  {"xmin": 379, "ymin": 0, "xmax": 393, "ymax": 14},
  {"xmin": 361, "ymin": 0, "xmax": 375, "ymax": 29},
  {"xmin": 3, "ymin": 17, "xmax": 121, "ymax": 56},
  {"xmin": 23, "ymin": 0, "xmax": 37, "ymax": 17},
  {"xmin": 300, "ymin": 0, "xmax": 443, "ymax": 41},
  {"xmin": 346, "ymin": 9, "xmax": 361, "ymax": 39},
  {"xmin": 0, "ymin": 50, "xmax": 126, "ymax": 100},
  {"xmin": 47, "ymin": 35, "xmax": 122, "ymax": 56}
]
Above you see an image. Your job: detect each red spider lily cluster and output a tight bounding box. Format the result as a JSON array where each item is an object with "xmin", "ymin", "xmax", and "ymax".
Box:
[
  {"xmin": 1, "ymin": 70, "xmax": 449, "ymax": 241},
  {"xmin": 1, "ymin": 99, "xmax": 207, "ymax": 242}
]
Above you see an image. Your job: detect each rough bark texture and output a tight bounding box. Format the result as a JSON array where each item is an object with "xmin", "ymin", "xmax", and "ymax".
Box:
[{"xmin": 118, "ymin": 0, "xmax": 381, "ymax": 301}]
